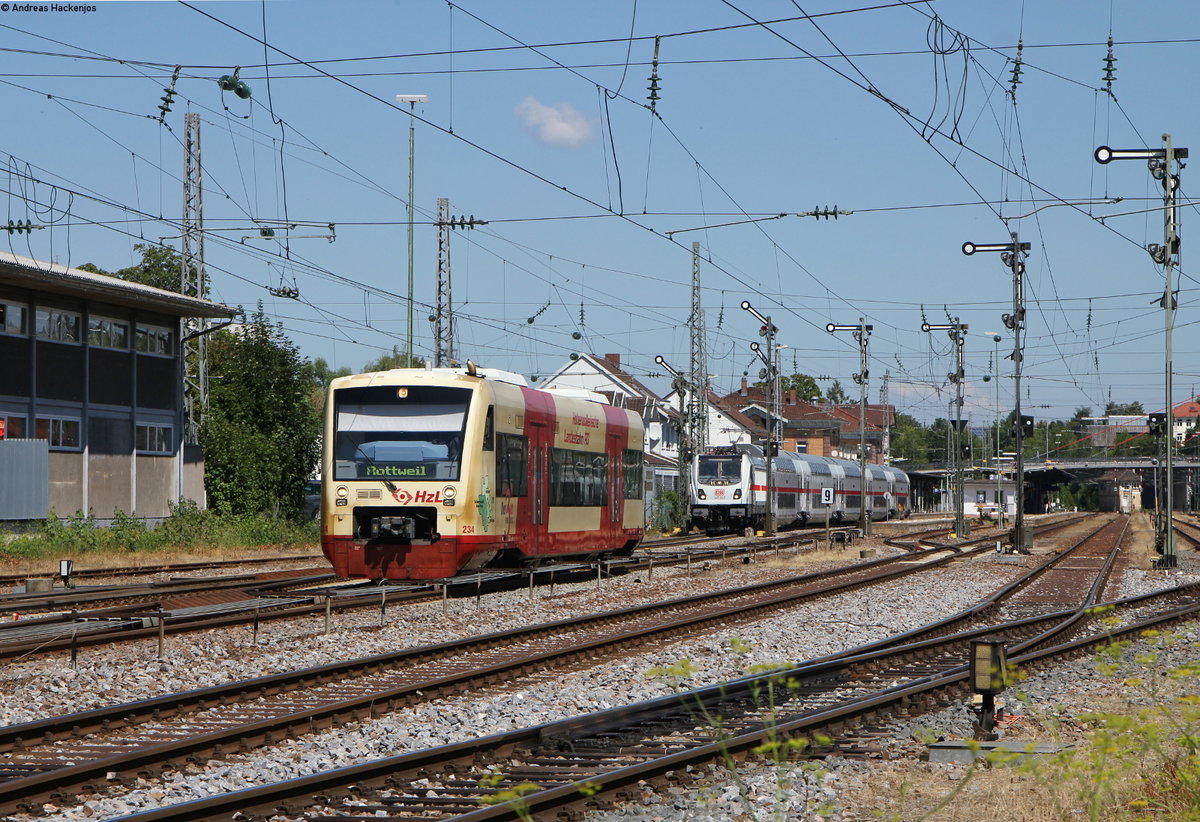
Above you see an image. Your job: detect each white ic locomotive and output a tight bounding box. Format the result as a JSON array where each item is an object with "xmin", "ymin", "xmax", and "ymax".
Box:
[{"xmin": 689, "ymin": 443, "xmax": 910, "ymax": 534}]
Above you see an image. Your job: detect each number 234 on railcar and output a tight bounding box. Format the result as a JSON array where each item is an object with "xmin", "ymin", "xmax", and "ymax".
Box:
[{"xmin": 321, "ymin": 365, "xmax": 645, "ymax": 580}]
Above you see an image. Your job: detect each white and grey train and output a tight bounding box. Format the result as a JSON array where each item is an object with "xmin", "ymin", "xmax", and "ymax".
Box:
[{"xmin": 689, "ymin": 444, "xmax": 911, "ymax": 534}]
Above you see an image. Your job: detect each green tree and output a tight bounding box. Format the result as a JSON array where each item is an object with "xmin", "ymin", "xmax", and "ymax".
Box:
[
  {"xmin": 1106, "ymin": 400, "xmax": 1145, "ymax": 416},
  {"xmin": 201, "ymin": 305, "xmax": 320, "ymax": 519},
  {"xmin": 890, "ymin": 413, "xmax": 932, "ymax": 463},
  {"xmin": 78, "ymin": 243, "xmax": 183, "ymax": 292},
  {"xmin": 361, "ymin": 345, "xmax": 424, "ymax": 372},
  {"xmin": 826, "ymin": 380, "xmax": 848, "ymax": 404},
  {"xmin": 309, "ymin": 357, "xmax": 352, "ymax": 415},
  {"xmin": 755, "ymin": 373, "xmax": 823, "ymax": 401}
]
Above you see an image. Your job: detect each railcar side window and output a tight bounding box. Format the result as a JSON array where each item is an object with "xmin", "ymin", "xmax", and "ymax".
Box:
[
  {"xmin": 549, "ymin": 447, "xmax": 607, "ymax": 506},
  {"xmin": 482, "ymin": 406, "xmax": 495, "ymax": 451},
  {"xmin": 622, "ymin": 449, "xmax": 643, "ymax": 499},
  {"xmin": 332, "ymin": 385, "xmax": 471, "ymax": 481},
  {"xmin": 497, "ymin": 433, "xmax": 528, "ymax": 497}
]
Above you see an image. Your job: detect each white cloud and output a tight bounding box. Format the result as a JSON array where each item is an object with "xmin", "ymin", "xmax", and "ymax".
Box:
[{"xmin": 514, "ymin": 96, "xmax": 593, "ymax": 148}]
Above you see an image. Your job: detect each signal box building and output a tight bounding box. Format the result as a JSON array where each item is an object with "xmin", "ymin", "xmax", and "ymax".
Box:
[{"xmin": 0, "ymin": 251, "xmax": 236, "ymax": 523}]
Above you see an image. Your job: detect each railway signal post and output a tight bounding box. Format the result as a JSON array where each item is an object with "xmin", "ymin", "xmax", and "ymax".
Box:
[
  {"xmin": 1095, "ymin": 135, "xmax": 1188, "ymax": 568},
  {"xmin": 743, "ymin": 301, "xmax": 779, "ymax": 536},
  {"xmin": 922, "ymin": 319, "xmax": 969, "ymax": 538},
  {"xmin": 827, "ymin": 319, "xmax": 874, "ymax": 537},
  {"xmin": 963, "ymin": 235, "xmax": 1031, "ymax": 553}
]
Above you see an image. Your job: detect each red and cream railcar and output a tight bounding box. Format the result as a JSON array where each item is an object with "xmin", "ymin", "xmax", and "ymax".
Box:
[{"xmin": 321, "ymin": 366, "xmax": 645, "ymax": 580}]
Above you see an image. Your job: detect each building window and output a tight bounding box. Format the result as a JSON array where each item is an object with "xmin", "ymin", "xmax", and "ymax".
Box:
[
  {"xmin": 136, "ymin": 423, "xmax": 172, "ymax": 454},
  {"xmin": 135, "ymin": 323, "xmax": 173, "ymax": 356},
  {"xmin": 34, "ymin": 416, "xmax": 80, "ymax": 449},
  {"xmin": 0, "ymin": 415, "xmax": 27, "ymax": 439},
  {"xmin": 88, "ymin": 315, "xmax": 130, "ymax": 349},
  {"xmin": 35, "ymin": 308, "xmax": 80, "ymax": 343},
  {"xmin": 0, "ymin": 300, "xmax": 26, "ymax": 335}
]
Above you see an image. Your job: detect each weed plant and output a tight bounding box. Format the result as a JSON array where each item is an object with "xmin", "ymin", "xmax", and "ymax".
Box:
[{"xmin": 0, "ymin": 498, "xmax": 317, "ymax": 559}]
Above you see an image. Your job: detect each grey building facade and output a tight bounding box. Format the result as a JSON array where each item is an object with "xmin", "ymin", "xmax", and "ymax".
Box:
[{"xmin": 0, "ymin": 251, "xmax": 235, "ymax": 521}]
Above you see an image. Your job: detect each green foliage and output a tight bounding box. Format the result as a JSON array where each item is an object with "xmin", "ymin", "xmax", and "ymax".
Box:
[
  {"xmin": 654, "ymin": 489, "xmax": 685, "ymax": 531},
  {"xmin": 755, "ymin": 373, "xmax": 823, "ymax": 401},
  {"xmin": 361, "ymin": 345, "xmax": 425, "ymax": 372},
  {"xmin": 201, "ymin": 304, "xmax": 321, "ymax": 519},
  {"xmin": 0, "ymin": 504, "xmax": 316, "ymax": 558},
  {"xmin": 79, "ymin": 243, "xmax": 184, "ymax": 293},
  {"xmin": 826, "ymin": 379, "xmax": 848, "ymax": 404},
  {"xmin": 645, "ymin": 658, "xmax": 698, "ymax": 689},
  {"xmin": 309, "ymin": 357, "xmax": 353, "ymax": 415}
]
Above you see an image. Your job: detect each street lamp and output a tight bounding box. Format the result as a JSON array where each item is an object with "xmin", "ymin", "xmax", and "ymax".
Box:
[{"xmin": 397, "ymin": 93, "xmax": 429, "ymax": 366}]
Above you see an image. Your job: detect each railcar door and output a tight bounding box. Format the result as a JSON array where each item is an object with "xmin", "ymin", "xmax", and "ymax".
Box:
[
  {"xmin": 528, "ymin": 421, "xmax": 548, "ymax": 552},
  {"xmin": 608, "ymin": 433, "xmax": 622, "ymax": 526}
]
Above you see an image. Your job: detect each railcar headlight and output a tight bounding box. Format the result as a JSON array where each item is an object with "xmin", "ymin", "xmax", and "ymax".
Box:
[
  {"xmin": 697, "ymin": 489, "xmax": 706, "ymax": 499},
  {"xmin": 733, "ymin": 488, "xmax": 742, "ymax": 499},
  {"xmin": 335, "ymin": 486, "xmax": 349, "ymax": 499},
  {"xmin": 442, "ymin": 485, "xmax": 457, "ymax": 506}
]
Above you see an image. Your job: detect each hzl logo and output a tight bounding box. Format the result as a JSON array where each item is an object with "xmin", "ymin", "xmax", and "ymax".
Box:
[{"xmin": 391, "ymin": 489, "xmax": 442, "ymax": 505}]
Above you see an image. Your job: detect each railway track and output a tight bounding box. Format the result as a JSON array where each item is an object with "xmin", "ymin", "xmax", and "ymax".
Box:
[
  {"xmin": 0, "ymin": 529, "xmax": 879, "ymax": 662},
  {"xmin": 0, "ymin": 554, "xmax": 325, "ymax": 589},
  {"xmin": 98, "ymin": 515, "xmax": 1200, "ymax": 822},
  {"xmin": 0, "ymin": 515, "xmax": 1120, "ymax": 815}
]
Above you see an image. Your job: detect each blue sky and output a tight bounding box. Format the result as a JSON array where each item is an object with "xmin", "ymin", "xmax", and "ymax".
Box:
[{"xmin": 2, "ymin": 0, "xmax": 1198, "ymax": 428}]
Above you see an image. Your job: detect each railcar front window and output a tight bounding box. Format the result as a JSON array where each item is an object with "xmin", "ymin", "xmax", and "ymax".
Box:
[
  {"xmin": 698, "ymin": 456, "xmax": 740, "ymax": 485},
  {"xmin": 333, "ymin": 386, "xmax": 471, "ymax": 481}
]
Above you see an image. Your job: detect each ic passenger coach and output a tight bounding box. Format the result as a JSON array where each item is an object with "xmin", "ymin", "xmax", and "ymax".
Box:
[
  {"xmin": 321, "ymin": 365, "xmax": 645, "ymax": 580},
  {"xmin": 690, "ymin": 443, "xmax": 910, "ymax": 534}
]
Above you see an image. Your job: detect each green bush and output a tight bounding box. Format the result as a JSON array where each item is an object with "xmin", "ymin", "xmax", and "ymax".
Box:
[
  {"xmin": 0, "ymin": 503, "xmax": 318, "ymax": 559},
  {"xmin": 654, "ymin": 489, "xmax": 685, "ymax": 531}
]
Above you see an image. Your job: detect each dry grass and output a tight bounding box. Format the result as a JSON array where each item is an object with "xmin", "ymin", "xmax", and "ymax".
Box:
[
  {"xmin": 0, "ymin": 544, "xmax": 320, "ymax": 576},
  {"xmin": 758, "ymin": 546, "xmax": 876, "ymax": 569}
]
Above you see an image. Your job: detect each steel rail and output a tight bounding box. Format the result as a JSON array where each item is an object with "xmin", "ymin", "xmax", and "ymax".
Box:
[
  {"xmin": 0, "ymin": 517, "xmax": 1105, "ymax": 813},
  {"xmin": 0, "ymin": 553, "xmax": 325, "ymax": 588},
  {"xmin": 105, "ymin": 582, "xmax": 1200, "ymax": 822}
]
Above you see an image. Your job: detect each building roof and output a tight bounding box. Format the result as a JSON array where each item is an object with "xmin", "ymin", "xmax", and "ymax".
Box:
[
  {"xmin": 585, "ymin": 353, "xmax": 662, "ymax": 401},
  {"xmin": 716, "ymin": 383, "xmax": 889, "ymax": 435},
  {"xmin": 707, "ymin": 391, "xmax": 766, "ymax": 437},
  {"xmin": 0, "ymin": 250, "xmax": 237, "ymax": 319},
  {"xmin": 1173, "ymin": 400, "xmax": 1200, "ymax": 419}
]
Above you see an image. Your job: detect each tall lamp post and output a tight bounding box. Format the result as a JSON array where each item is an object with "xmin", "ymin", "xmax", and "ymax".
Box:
[
  {"xmin": 963, "ymin": 234, "xmax": 1032, "ymax": 553},
  {"xmin": 396, "ymin": 93, "xmax": 429, "ymax": 366},
  {"xmin": 1095, "ymin": 136, "xmax": 1188, "ymax": 569},
  {"xmin": 827, "ymin": 319, "xmax": 873, "ymax": 536}
]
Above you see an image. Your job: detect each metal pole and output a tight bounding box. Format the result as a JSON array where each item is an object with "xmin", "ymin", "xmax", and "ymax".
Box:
[
  {"xmin": 1011, "ymin": 231, "xmax": 1029, "ymax": 553},
  {"xmin": 407, "ymin": 100, "xmax": 416, "ymax": 365},
  {"xmin": 765, "ymin": 320, "xmax": 777, "ymax": 536},
  {"xmin": 856, "ymin": 319, "xmax": 870, "ymax": 537},
  {"xmin": 1163, "ymin": 134, "xmax": 1179, "ymax": 568},
  {"xmin": 994, "ymin": 335, "xmax": 1004, "ymax": 527}
]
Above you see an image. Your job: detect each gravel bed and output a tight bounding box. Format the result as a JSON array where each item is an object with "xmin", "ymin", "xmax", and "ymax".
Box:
[
  {"xmin": 11, "ymin": 551, "xmax": 1032, "ymax": 821},
  {"xmin": 586, "ymin": 559, "xmax": 1200, "ymax": 822},
  {"xmin": 1, "ymin": 545, "xmax": 810, "ymax": 726}
]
